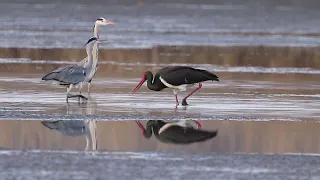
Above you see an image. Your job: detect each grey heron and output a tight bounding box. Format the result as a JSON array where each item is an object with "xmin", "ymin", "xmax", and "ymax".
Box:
[
  {"xmin": 78, "ymin": 17, "xmax": 115, "ymax": 94},
  {"xmin": 41, "ymin": 98, "xmax": 98, "ymax": 151},
  {"xmin": 42, "ymin": 37, "xmax": 99, "ymax": 101},
  {"xmin": 41, "ymin": 120, "xmax": 97, "ymax": 151}
]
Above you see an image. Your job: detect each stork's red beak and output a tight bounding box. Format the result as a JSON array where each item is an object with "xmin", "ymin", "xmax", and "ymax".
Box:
[
  {"xmin": 132, "ymin": 76, "xmax": 147, "ymax": 94},
  {"xmin": 135, "ymin": 121, "xmax": 146, "ymax": 136},
  {"xmin": 193, "ymin": 120, "xmax": 201, "ymax": 128}
]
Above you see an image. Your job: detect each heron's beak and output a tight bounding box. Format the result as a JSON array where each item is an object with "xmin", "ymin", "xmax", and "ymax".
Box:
[
  {"xmin": 132, "ymin": 76, "xmax": 147, "ymax": 94},
  {"xmin": 105, "ymin": 21, "xmax": 115, "ymax": 25}
]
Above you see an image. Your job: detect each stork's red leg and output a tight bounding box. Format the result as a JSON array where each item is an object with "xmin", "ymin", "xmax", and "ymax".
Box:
[
  {"xmin": 182, "ymin": 83, "xmax": 202, "ymax": 106},
  {"xmin": 175, "ymin": 94, "xmax": 179, "ymax": 107}
]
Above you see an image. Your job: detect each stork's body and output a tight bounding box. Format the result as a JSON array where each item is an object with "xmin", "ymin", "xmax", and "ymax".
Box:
[
  {"xmin": 42, "ymin": 37, "xmax": 98, "ymax": 101},
  {"xmin": 135, "ymin": 120, "xmax": 218, "ymax": 144},
  {"xmin": 132, "ymin": 66, "xmax": 219, "ymax": 106},
  {"xmin": 77, "ymin": 17, "xmax": 115, "ymax": 94}
]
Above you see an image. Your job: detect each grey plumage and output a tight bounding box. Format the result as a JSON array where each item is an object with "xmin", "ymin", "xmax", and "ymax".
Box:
[
  {"xmin": 41, "ymin": 120, "xmax": 98, "ymax": 151},
  {"xmin": 42, "ymin": 37, "xmax": 98, "ymax": 101},
  {"xmin": 77, "ymin": 17, "xmax": 115, "ymax": 94},
  {"xmin": 41, "ymin": 120, "xmax": 87, "ymax": 136},
  {"xmin": 42, "ymin": 65, "xmax": 86, "ymax": 85}
]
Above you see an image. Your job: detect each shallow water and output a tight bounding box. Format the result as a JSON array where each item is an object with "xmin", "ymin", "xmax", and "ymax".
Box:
[
  {"xmin": 0, "ymin": 119, "xmax": 320, "ymax": 154},
  {"xmin": 0, "ymin": 61, "xmax": 319, "ymax": 121}
]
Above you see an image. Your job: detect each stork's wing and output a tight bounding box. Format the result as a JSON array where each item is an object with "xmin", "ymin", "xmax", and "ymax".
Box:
[
  {"xmin": 159, "ymin": 125, "xmax": 218, "ymax": 144},
  {"xmin": 159, "ymin": 66, "xmax": 219, "ymax": 86}
]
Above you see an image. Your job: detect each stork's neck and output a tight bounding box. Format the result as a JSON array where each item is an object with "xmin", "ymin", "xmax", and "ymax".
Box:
[
  {"xmin": 146, "ymin": 74, "xmax": 162, "ymax": 91},
  {"xmin": 144, "ymin": 123, "xmax": 153, "ymax": 138},
  {"xmin": 93, "ymin": 23, "xmax": 100, "ymax": 39}
]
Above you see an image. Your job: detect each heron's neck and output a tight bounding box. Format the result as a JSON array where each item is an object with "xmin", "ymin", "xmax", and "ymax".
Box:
[
  {"xmin": 84, "ymin": 120, "xmax": 97, "ymax": 151},
  {"xmin": 93, "ymin": 23, "xmax": 100, "ymax": 39},
  {"xmin": 85, "ymin": 47, "xmax": 94, "ymax": 71},
  {"xmin": 146, "ymin": 74, "xmax": 161, "ymax": 91}
]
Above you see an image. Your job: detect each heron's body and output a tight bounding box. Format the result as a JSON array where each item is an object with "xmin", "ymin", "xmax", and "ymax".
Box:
[
  {"xmin": 135, "ymin": 120, "xmax": 218, "ymax": 144},
  {"xmin": 42, "ymin": 37, "xmax": 98, "ymax": 101},
  {"xmin": 41, "ymin": 120, "xmax": 97, "ymax": 150},
  {"xmin": 132, "ymin": 66, "xmax": 219, "ymax": 106},
  {"xmin": 77, "ymin": 17, "xmax": 115, "ymax": 93}
]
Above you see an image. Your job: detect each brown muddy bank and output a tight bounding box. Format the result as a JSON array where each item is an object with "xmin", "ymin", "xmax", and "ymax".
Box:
[{"xmin": 1, "ymin": 45, "xmax": 320, "ymax": 68}]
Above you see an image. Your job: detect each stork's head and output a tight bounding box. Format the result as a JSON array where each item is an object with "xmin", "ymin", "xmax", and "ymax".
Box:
[{"xmin": 95, "ymin": 17, "xmax": 115, "ymax": 25}]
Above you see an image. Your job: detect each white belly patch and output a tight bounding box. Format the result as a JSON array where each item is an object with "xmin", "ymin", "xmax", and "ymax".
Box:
[{"xmin": 159, "ymin": 76, "xmax": 187, "ymax": 91}]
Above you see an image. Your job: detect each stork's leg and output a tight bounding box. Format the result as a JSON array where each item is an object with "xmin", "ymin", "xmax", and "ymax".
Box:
[
  {"xmin": 173, "ymin": 90, "xmax": 179, "ymax": 107},
  {"xmin": 182, "ymin": 83, "xmax": 202, "ymax": 106}
]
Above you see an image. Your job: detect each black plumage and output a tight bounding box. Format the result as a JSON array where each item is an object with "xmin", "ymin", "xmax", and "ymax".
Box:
[
  {"xmin": 132, "ymin": 66, "xmax": 219, "ymax": 106},
  {"xmin": 158, "ymin": 66, "xmax": 219, "ymax": 86},
  {"xmin": 135, "ymin": 120, "xmax": 218, "ymax": 144}
]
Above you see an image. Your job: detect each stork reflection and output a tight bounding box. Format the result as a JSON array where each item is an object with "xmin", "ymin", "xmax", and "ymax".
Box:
[
  {"xmin": 135, "ymin": 120, "xmax": 218, "ymax": 144},
  {"xmin": 41, "ymin": 98, "xmax": 98, "ymax": 150}
]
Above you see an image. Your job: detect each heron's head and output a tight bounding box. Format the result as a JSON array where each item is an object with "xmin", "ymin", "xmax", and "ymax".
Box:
[{"xmin": 96, "ymin": 17, "xmax": 115, "ymax": 25}]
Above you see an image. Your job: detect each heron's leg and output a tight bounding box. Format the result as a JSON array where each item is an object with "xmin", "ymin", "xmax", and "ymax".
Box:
[
  {"xmin": 66, "ymin": 84, "xmax": 74, "ymax": 102},
  {"xmin": 78, "ymin": 83, "xmax": 83, "ymax": 102},
  {"xmin": 87, "ymin": 82, "xmax": 91, "ymax": 94},
  {"xmin": 66, "ymin": 84, "xmax": 88, "ymax": 101},
  {"xmin": 182, "ymin": 83, "xmax": 202, "ymax": 106},
  {"xmin": 79, "ymin": 83, "xmax": 83, "ymax": 95},
  {"xmin": 67, "ymin": 94, "xmax": 88, "ymax": 101}
]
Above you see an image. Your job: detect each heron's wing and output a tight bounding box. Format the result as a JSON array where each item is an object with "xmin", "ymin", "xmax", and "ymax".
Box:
[
  {"xmin": 42, "ymin": 65, "xmax": 74, "ymax": 81},
  {"xmin": 57, "ymin": 66, "xmax": 86, "ymax": 84},
  {"xmin": 159, "ymin": 66, "xmax": 219, "ymax": 86},
  {"xmin": 160, "ymin": 126, "xmax": 218, "ymax": 144},
  {"xmin": 41, "ymin": 120, "xmax": 87, "ymax": 136}
]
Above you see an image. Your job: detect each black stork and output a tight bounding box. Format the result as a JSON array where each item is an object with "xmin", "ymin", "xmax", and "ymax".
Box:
[
  {"xmin": 132, "ymin": 66, "xmax": 219, "ymax": 106},
  {"xmin": 135, "ymin": 120, "xmax": 218, "ymax": 144}
]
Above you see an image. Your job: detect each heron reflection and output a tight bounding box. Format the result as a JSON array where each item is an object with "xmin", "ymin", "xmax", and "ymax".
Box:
[
  {"xmin": 41, "ymin": 99, "xmax": 98, "ymax": 151},
  {"xmin": 135, "ymin": 120, "xmax": 218, "ymax": 144}
]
